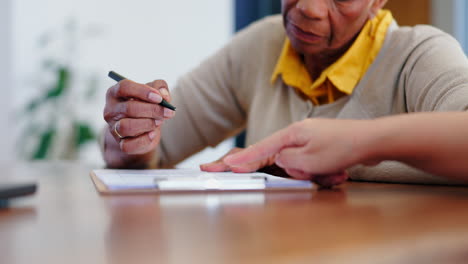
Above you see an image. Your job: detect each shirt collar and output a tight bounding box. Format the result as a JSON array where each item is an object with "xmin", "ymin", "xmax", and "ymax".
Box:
[{"xmin": 271, "ymin": 10, "xmax": 393, "ymax": 96}]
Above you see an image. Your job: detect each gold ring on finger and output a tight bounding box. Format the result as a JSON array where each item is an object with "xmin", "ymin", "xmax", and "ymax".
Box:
[{"xmin": 114, "ymin": 121, "xmax": 124, "ymax": 139}]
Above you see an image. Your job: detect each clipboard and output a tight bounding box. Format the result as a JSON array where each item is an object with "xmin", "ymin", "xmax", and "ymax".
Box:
[{"xmin": 90, "ymin": 169, "xmax": 314, "ymax": 194}]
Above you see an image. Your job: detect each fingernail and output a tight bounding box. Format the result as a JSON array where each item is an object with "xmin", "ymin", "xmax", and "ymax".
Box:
[
  {"xmin": 155, "ymin": 119, "xmax": 163, "ymax": 126},
  {"xmin": 275, "ymin": 155, "xmax": 284, "ymax": 168},
  {"xmin": 160, "ymin": 88, "xmax": 169, "ymax": 98},
  {"xmin": 148, "ymin": 92, "xmax": 162, "ymax": 103},
  {"xmin": 164, "ymin": 108, "xmax": 174, "ymax": 118},
  {"xmin": 148, "ymin": 131, "xmax": 157, "ymax": 140}
]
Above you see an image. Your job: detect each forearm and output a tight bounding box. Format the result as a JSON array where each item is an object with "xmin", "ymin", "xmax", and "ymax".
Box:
[{"xmin": 362, "ymin": 112, "xmax": 468, "ymax": 182}]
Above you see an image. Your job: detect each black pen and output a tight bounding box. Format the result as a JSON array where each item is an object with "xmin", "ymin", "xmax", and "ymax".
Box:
[{"xmin": 108, "ymin": 71, "xmax": 176, "ymax": 111}]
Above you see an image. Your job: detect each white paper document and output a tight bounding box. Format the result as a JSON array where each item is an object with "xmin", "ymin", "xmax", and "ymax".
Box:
[{"xmin": 92, "ymin": 169, "xmax": 313, "ymax": 192}]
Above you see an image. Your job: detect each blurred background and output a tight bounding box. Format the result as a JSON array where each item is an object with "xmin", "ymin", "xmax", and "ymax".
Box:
[{"xmin": 0, "ymin": 0, "xmax": 467, "ymax": 168}]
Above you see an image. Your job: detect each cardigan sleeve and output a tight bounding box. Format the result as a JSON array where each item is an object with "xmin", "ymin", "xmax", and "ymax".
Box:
[
  {"xmin": 155, "ymin": 41, "xmax": 244, "ymax": 168},
  {"xmin": 351, "ymin": 26, "xmax": 468, "ymax": 185},
  {"xmin": 154, "ymin": 16, "xmax": 283, "ymax": 168},
  {"xmin": 403, "ymin": 27, "xmax": 468, "ymax": 113}
]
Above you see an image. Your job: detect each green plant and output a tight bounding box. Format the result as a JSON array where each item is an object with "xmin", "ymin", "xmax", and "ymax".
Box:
[{"xmin": 18, "ymin": 18, "xmax": 100, "ymax": 160}]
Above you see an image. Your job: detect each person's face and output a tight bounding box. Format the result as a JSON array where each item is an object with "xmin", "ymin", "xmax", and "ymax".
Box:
[{"xmin": 282, "ymin": 0, "xmax": 386, "ymax": 57}]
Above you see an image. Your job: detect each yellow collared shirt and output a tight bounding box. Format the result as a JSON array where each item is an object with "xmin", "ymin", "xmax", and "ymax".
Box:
[{"xmin": 271, "ymin": 10, "xmax": 393, "ymax": 105}]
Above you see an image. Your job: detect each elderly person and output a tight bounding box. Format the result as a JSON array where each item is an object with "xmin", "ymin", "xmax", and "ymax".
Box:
[{"xmin": 103, "ymin": 0, "xmax": 468, "ymax": 186}]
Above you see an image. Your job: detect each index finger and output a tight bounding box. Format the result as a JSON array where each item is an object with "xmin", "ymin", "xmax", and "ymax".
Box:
[
  {"xmin": 110, "ymin": 80, "xmax": 163, "ymax": 104},
  {"xmin": 224, "ymin": 126, "xmax": 300, "ymax": 166}
]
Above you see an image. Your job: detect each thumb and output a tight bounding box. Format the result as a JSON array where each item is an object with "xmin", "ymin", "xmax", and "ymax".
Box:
[{"xmin": 147, "ymin": 80, "xmax": 171, "ymax": 102}]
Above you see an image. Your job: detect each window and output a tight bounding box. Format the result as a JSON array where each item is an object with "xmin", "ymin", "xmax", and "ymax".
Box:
[{"xmin": 454, "ymin": 0, "xmax": 468, "ymax": 53}]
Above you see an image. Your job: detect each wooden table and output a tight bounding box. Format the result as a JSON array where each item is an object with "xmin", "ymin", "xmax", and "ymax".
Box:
[{"xmin": 1, "ymin": 162, "xmax": 468, "ymax": 264}]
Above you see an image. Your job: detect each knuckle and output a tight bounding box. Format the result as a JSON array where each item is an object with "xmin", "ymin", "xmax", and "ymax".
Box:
[
  {"xmin": 116, "ymin": 80, "xmax": 132, "ymax": 97},
  {"xmin": 106, "ymin": 86, "xmax": 114, "ymax": 98},
  {"xmin": 114, "ymin": 83, "xmax": 124, "ymax": 97},
  {"xmin": 103, "ymin": 114, "xmax": 113, "ymax": 123},
  {"xmin": 289, "ymin": 121, "xmax": 308, "ymax": 144},
  {"xmin": 103, "ymin": 106, "xmax": 119, "ymax": 123},
  {"xmin": 283, "ymin": 129, "xmax": 298, "ymax": 145},
  {"xmin": 153, "ymin": 79, "xmax": 168, "ymax": 89},
  {"xmin": 103, "ymin": 107, "xmax": 112, "ymax": 122}
]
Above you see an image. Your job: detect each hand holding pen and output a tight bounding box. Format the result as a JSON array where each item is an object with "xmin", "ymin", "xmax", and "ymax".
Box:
[
  {"xmin": 108, "ymin": 71, "xmax": 176, "ymax": 111},
  {"xmin": 103, "ymin": 71, "xmax": 176, "ymax": 167}
]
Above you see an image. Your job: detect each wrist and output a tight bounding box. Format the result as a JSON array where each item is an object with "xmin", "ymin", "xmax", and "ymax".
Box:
[
  {"xmin": 358, "ymin": 115, "xmax": 419, "ymax": 165},
  {"xmin": 353, "ymin": 119, "xmax": 388, "ymax": 166}
]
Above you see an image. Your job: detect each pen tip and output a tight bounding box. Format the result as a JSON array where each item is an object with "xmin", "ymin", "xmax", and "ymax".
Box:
[{"xmin": 161, "ymin": 100, "xmax": 176, "ymax": 111}]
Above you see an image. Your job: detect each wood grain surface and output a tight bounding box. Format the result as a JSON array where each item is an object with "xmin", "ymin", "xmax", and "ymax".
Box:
[{"xmin": 1, "ymin": 162, "xmax": 468, "ymax": 264}]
